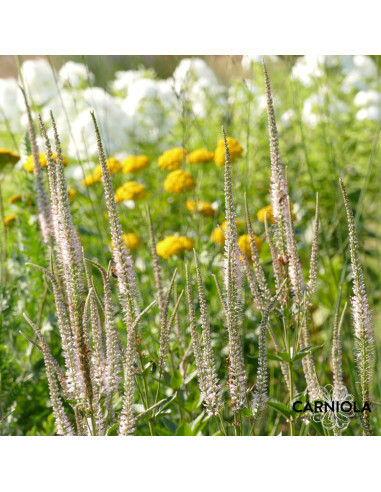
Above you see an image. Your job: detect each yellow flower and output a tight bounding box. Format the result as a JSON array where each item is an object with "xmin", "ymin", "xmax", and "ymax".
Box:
[
  {"xmin": 68, "ymin": 188, "xmax": 76, "ymax": 202},
  {"xmin": 257, "ymin": 204, "xmax": 274, "ymax": 224},
  {"xmin": 211, "ymin": 219, "xmax": 244, "ymax": 245},
  {"xmin": 158, "ymin": 148, "xmax": 187, "ymax": 170},
  {"xmin": 3, "ymin": 214, "xmax": 17, "ymax": 227},
  {"xmin": 187, "ymin": 148, "xmax": 215, "ymax": 164},
  {"xmin": 186, "ymin": 200, "xmax": 216, "ymax": 217},
  {"xmin": 214, "ymin": 137, "xmax": 243, "ymax": 167},
  {"xmin": 164, "ymin": 170, "xmax": 196, "ymax": 193},
  {"xmin": 210, "ymin": 227, "xmax": 225, "ymax": 245},
  {"xmin": 8, "ymin": 194, "xmax": 22, "ymax": 204},
  {"xmin": 122, "ymin": 233, "xmax": 140, "ymax": 250},
  {"xmin": 122, "ymin": 155, "xmax": 149, "ymax": 174},
  {"xmin": 93, "ymin": 157, "xmax": 121, "ymax": 181},
  {"xmin": 23, "ymin": 152, "xmax": 68, "ymax": 173},
  {"xmin": 114, "ymin": 181, "xmax": 146, "ymax": 203},
  {"xmin": 238, "ymin": 234, "xmax": 262, "ymax": 263},
  {"xmin": 156, "ymin": 235, "xmax": 194, "ymax": 259},
  {"xmin": 257, "ymin": 204, "xmax": 296, "ymax": 224},
  {"xmin": 111, "ymin": 233, "xmax": 140, "ymax": 251},
  {"xmin": 82, "ymin": 175, "xmax": 98, "ymax": 187},
  {"xmin": 0, "ymin": 149, "xmax": 20, "ymax": 169}
]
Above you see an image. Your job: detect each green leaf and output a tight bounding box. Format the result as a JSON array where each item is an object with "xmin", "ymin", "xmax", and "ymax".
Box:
[
  {"xmin": 176, "ymin": 423, "xmax": 194, "ymax": 436},
  {"xmin": 275, "ymin": 352, "xmax": 292, "ymax": 363},
  {"xmin": 267, "ymin": 400, "xmax": 293, "ymax": 420},
  {"xmin": 292, "ymin": 345, "xmax": 324, "ymax": 363},
  {"xmin": 267, "ymin": 353, "xmax": 285, "ymax": 362},
  {"xmin": 106, "ymin": 423, "xmax": 118, "ymax": 436},
  {"xmin": 170, "ymin": 369, "xmax": 183, "ymax": 390}
]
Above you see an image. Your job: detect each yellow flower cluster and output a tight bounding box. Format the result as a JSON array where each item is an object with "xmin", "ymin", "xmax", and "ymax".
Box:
[
  {"xmin": 122, "ymin": 233, "xmax": 140, "ymax": 250},
  {"xmin": 3, "ymin": 214, "xmax": 17, "ymax": 227},
  {"xmin": 114, "ymin": 181, "xmax": 146, "ymax": 203},
  {"xmin": 211, "ymin": 219, "xmax": 244, "ymax": 245},
  {"xmin": 110, "ymin": 233, "xmax": 140, "ymax": 251},
  {"xmin": 156, "ymin": 235, "xmax": 194, "ymax": 259},
  {"xmin": 122, "ymin": 155, "xmax": 149, "ymax": 174},
  {"xmin": 82, "ymin": 157, "xmax": 121, "ymax": 186},
  {"xmin": 0, "ymin": 149, "xmax": 20, "ymax": 168},
  {"xmin": 8, "ymin": 194, "xmax": 22, "ymax": 204},
  {"xmin": 214, "ymin": 137, "xmax": 243, "ymax": 167},
  {"xmin": 237, "ymin": 234, "xmax": 262, "ymax": 263},
  {"xmin": 24, "ymin": 153, "xmax": 68, "ymax": 173},
  {"xmin": 164, "ymin": 170, "xmax": 196, "ymax": 193},
  {"xmin": 187, "ymin": 148, "xmax": 215, "ymax": 164},
  {"xmin": 256, "ymin": 204, "xmax": 296, "ymax": 224},
  {"xmin": 158, "ymin": 148, "xmax": 187, "ymax": 170},
  {"xmin": 186, "ymin": 200, "xmax": 215, "ymax": 217}
]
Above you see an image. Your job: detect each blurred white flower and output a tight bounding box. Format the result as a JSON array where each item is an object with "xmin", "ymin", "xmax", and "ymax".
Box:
[
  {"xmin": 0, "ymin": 78, "xmax": 24, "ymax": 133},
  {"xmin": 59, "ymin": 61, "xmax": 94, "ymax": 88},
  {"xmin": 69, "ymin": 87, "xmax": 133, "ymax": 158},
  {"xmin": 111, "ymin": 69, "xmax": 155, "ymax": 97},
  {"xmin": 241, "ymin": 55, "xmax": 279, "ymax": 70},
  {"xmin": 279, "ymin": 108, "xmax": 295, "ymax": 127},
  {"xmin": 20, "ymin": 58, "xmax": 57, "ymax": 105},
  {"xmin": 342, "ymin": 56, "xmax": 377, "ymax": 92},
  {"xmin": 356, "ymin": 106, "xmax": 381, "ymax": 121},
  {"xmin": 172, "ymin": 58, "xmax": 226, "ymax": 118},
  {"xmin": 354, "ymin": 89, "xmax": 381, "ymax": 107},
  {"xmin": 292, "ymin": 56, "xmax": 326, "ymax": 86},
  {"xmin": 302, "ymin": 94, "xmax": 323, "ymax": 127}
]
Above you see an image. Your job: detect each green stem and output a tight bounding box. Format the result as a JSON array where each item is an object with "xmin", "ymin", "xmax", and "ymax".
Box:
[{"xmin": 288, "ymin": 362, "xmax": 296, "ymax": 436}]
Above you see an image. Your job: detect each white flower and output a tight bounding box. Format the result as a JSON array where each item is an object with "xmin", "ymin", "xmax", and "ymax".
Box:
[
  {"xmin": 111, "ymin": 69, "xmax": 156, "ymax": 97},
  {"xmin": 172, "ymin": 58, "xmax": 217, "ymax": 91},
  {"xmin": 279, "ymin": 108, "xmax": 295, "ymax": 127},
  {"xmin": 354, "ymin": 89, "xmax": 381, "ymax": 107},
  {"xmin": 59, "ymin": 61, "xmax": 94, "ymax": 88},
  {"xmin": 302, "ymin": 94, "xmax": 323, "ymax": 127},
  {"xmin": 342, "ymin": 56, "xmax": 377, "ymax": 92},
  {"xmin": 356, "ymin": 106, "xmax": 381, "ymax": 121},
  {"xmin": 241, "ymin": 55, "xmax": 279, "ymax": 70},
  {"xmin": 0, "ymin": 78, "xmax": 24, "ymax": 133},
  {"xmin": 20, "ymin": 58, "xmax": 57, "ymax": 105},
  {"xmin": 292, "ymin": 56, "xmax": 325, "ymax": 86},
  {"xmin": 69, "ymin": 89, "xmax": 133, "ymax": 157}
]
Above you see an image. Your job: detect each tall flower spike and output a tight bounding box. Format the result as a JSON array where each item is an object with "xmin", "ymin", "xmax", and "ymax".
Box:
[
  {"xmin": 251, "ymin": 299, "xmax": 275, "ymax": 420},
  {"xmin": 91, "ymin": 112, "xmax": 138, "ymax": 435},
  {"xmin": 83, "ymin": 253, "xmax": 106, "ymax": 393},
  {"xmin": 147, "ymin": 205, "xmax": 165, "ymax": 315},
  {"xmin": 298, "ymin": 194, "xmax": 322, "ymax": 401},
  {"xmin": 306, "ymin": 194, "xmax": 319, "ymax": 300},
  {"xmin": 26, "ymin": 263, "xmax": 82, "ymax": 401},
  {"xmin": 86, "ymin": 259, "xmax": 122, "ymax": 402},
  {"xmin": 332, "ymin": 301, "xmax": 347, "ymax": 399},
  {"xmin": 49, "ymin": 112, "xmax": 90, "ymax": 404},
  {"xmin": 222, "ymin": 126, "xmax": 246, "ymax": 411},
  {"xmin": 331, "ymin": 299, "xmax": 348, "ymax": 437},
  {"xmin": 263, "ymin": 62, "xmax": 305, "ymax": 304},
  {"xmin": 262, "ymin": 61, "xmax": 288, "ymax": 259},
  {"xmin": 236, "ymin": 244, "xmax": 263, "ymax": 311},
  {"xmin": 21, "ymin": 88, "xmax": 52, "ymax": 244},
  {"xmin": 23, "ymin": 314, "xmax": 75, "ymax": 436},
  {"xmin": 158, "ymin": 270, "xmax": 183, "ymax": 370},
  {"xmin": 194, "ymin": 250, "xmax": 223, "ymax": 416},
  {"xmin": 244, "ymin": 193, "xmax": 271, "ymax": 305},
  {"xmin": 38, "ymin": 115, "xmax": 60, "ymax": 252},
  {"xmin": 185, "ymin": 265, "xmax": 207, "ymax": 398},
  {"xmin": 340, "ymin": 178, "xmax": 375, "ymax": 435}
]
